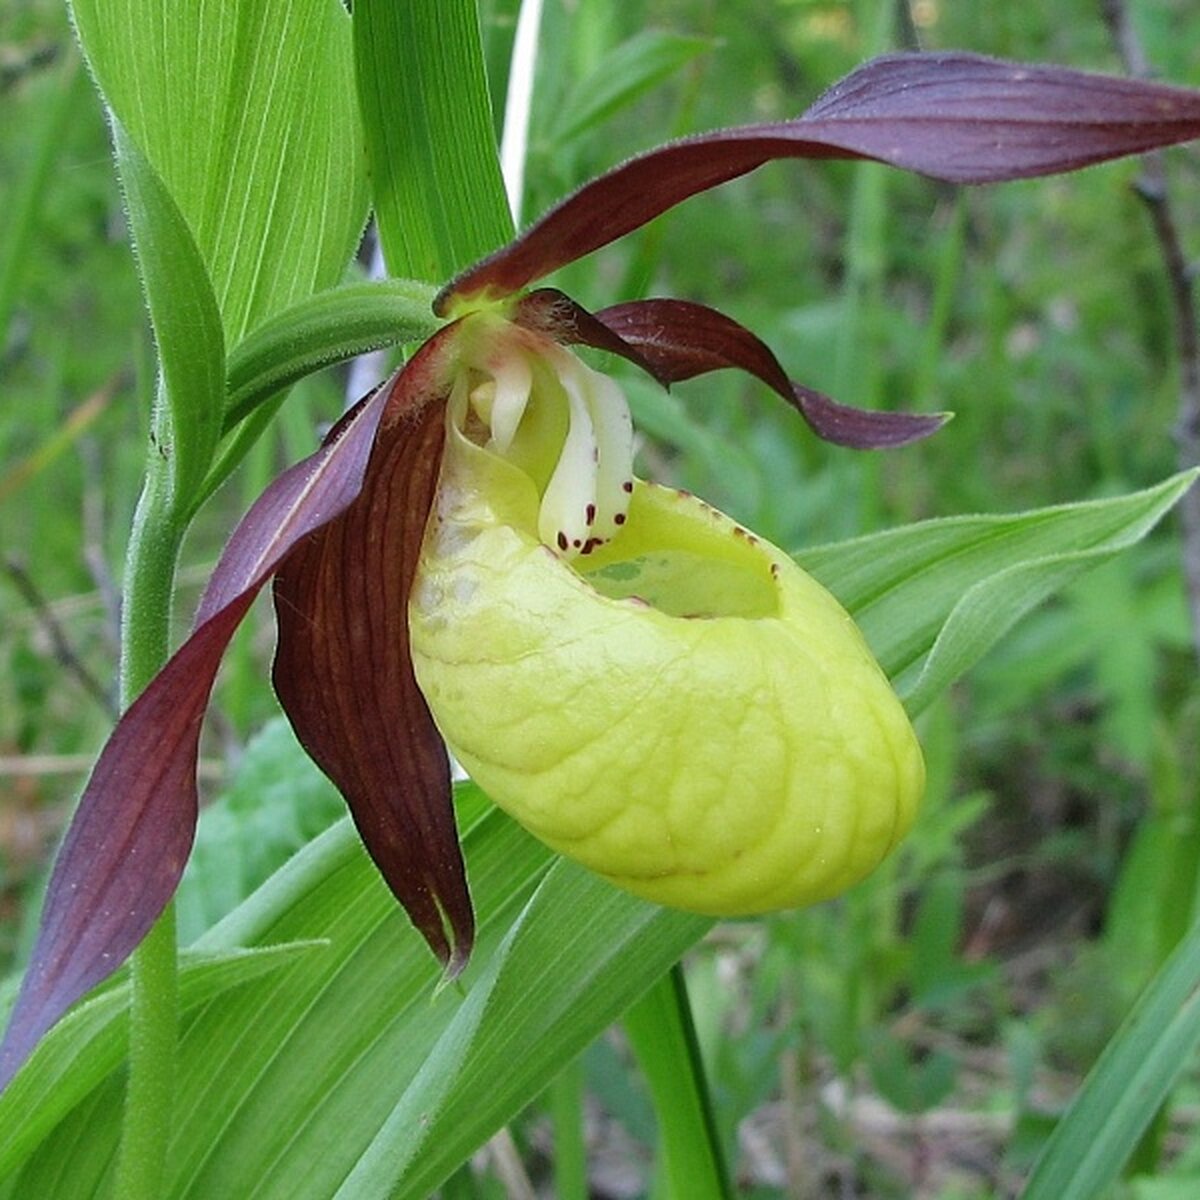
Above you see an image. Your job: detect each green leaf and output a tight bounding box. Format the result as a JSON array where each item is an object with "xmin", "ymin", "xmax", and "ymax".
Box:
[
  {"xmin": 798, "ymin": 470, "xmax": 1200, "ymax": 716},
  {"xmin": 5, "ymin": 477, "xmax": 1196, "ymax": 1194},
  {"xmin": 197, "ymin": 277, "xmax": 444, "ymax": 510},
  {"xmin": 113, "ymin": 120, "xmax": 225, "ymax": 508},
  {"xmin": 222, "ymin": 280, "xmax": 443, "ymax": 431},
  {"xmin": 1022, "ymin": 916, "xmax": 1200, "ymax": 1200},
  {"xmin": 546, "ymin": 1058, "xmax": 588, "ymax": 1200},
  {"xmin": 354, "ymin": 0, "xmax": 513, "ymax": 282},
  {"xmin": 0, "ymin": 943, "xmax": 322, "ymax": 1182},
  {"xmin": 549, "ymin": 30, "xmax": 713, "ymax": 144},
  {"xmin": 334, "ymin": 863, "xmax": 710, "ymax": 1199},
  {"xmin": 70, "ymin": 0, "xmax": 367, "ymax": 342},
  {"xmin": 175, "ymin": 718, "xmax": 349, "ymax": 944},
  {"xmin": 0, "ymin": 794, "xmax": 552, "ymax": 1197}
]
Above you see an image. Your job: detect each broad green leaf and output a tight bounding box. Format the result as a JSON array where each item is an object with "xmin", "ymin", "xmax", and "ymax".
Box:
[
  {"xmin": 354, "ymin": 0, "xmax": 513, "ymax": 281},
  {"xmin": 798, "ymin": 470, "xmax": 1199, "ymax": 716},
  {"xmin": 113, "ymin": 120, "xmax": 224, "ymax": 508},
  {"xmin": 0, "ymin": 795, "xmax": 552, "ymax": 1198},
  {"xmin": 1022, "ymin": 915, "xmax": 1200, "ymax": 1200},
  {"xmin": 549, "ymin": 30, "xmax": 713, "ymax": 144},
  {"xmin": 222, "ymin": 280, "xmax": 443, "ymax": 430},
  {"xmin": 336, "ymin": 864, "xmax": 710, "ymax": 1199},
  {"xmin": 70, "ymin": 0, "xmax": 367, "ymax": 342},
  {"xmin": 4, "ymin": 476, "xmax": 1195, "ymax": 1194},
  {"xmin": 0, "ymin": 943, "xmax": 322, "ymax": 1182}
]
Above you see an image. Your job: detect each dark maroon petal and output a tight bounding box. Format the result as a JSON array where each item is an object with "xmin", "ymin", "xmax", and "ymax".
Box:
[
  {"xmin": 436, "ymin": 51, "xmax": 1200, "ymax": 308},
  {"xmin": 272, "ymin": 374, "xmax": 473, "ymax": 973},
  {"xmin": 596, "ymin": 298, "xmax": 947, "ymax": 448},
  {"xmin": 0, "ymin": 384, "xmax": 393, "ymax": 1091}
]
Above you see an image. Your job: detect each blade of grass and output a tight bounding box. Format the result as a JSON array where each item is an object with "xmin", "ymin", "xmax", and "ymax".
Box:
[
  {"xmin": 0, "ymin": 53, "xmax": 90, "ymax": 348},
  {"xmin": 1022, "ymin": 915, "xmax": 1200, "ymax": 1199},
  {"xmin": 829, "ymin": 0, "xmax": 895, "ymax": 537},
  {"xmin": 0, "ymin": 383, "xmax": 114, "ymax": 506}
]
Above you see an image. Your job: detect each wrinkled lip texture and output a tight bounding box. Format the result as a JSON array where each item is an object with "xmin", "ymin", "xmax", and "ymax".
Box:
[{"xmin": 409, "ymin": 428, "xmax": 926, "ymax": 916}]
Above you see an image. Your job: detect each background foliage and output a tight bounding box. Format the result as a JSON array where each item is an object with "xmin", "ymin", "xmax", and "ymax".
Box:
[{"xmin": 2, "ymin": 0, "xmax": 1200, "ymax": 1195}]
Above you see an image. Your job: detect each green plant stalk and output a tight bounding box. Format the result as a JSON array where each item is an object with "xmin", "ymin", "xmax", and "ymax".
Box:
[
  {"xmin": 112, "ymin": 433, "xmax": 187, "ymax": 1200},
  {"xmin": 624, "ymin": 964, "xmax": 732, "ymax": 1200},
  {"xmin": 547, "ymin": 1057, "xmax": 587, "ymax": 1200}
]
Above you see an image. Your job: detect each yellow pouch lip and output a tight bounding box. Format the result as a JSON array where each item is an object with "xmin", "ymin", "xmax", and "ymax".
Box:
[{"xmin": 411, "ymin": 427, "xmax": 924, "ymax": 916}]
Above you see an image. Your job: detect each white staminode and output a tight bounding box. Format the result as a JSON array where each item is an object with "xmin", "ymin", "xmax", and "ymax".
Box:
[
  {"xmin": 462, "ymin": 333, "xmax": 634, "ymax": 560},
  {"xmin": 480, "ymin": 351, "xmax": 532, "ymax": 454}
]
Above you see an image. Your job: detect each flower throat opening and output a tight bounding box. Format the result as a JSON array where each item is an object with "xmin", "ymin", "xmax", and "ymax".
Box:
[
  {"xmin": 575, "ymin": 487, "xmax": 781, "ymax": 620},
  {"xmin": 453, "ymin": 318, "xmax": 635, "ymax": 561},
  {"xmin": 449, "ymin": 316, "xmax": 779, "ymax": 622}
]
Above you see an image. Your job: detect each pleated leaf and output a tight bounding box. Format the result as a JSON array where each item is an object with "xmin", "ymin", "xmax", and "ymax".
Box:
[
  {"xmin": 0, "ymin": 943, "xmax": 323, "ymax": 1182},
  {"xmin": 798, "ymin": 469, "xmax": 1200, "ymax": 716},
  {"xmin": 354, "ymin": 0, "xmax": 512, "ymax": 282},
  {"xmin": 70, "ymin": 0, "xmax": 367, "ymax": 343},
  {"xmin": 1, "ymin": 473, "xmax": 1192, "ymax": 1195}
]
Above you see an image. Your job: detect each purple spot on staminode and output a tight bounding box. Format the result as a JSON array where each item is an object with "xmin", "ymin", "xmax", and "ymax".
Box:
[
  {"xmin": 557, "ymin": 531, "xmax": 568, "ymax": 551},
  {"xmin": 585, "ymin": 504, "xmax": 596, "ymax": 525},
  {"xmin": 614, "ymin": 513, "xmax": 626, "ymax": 526}
]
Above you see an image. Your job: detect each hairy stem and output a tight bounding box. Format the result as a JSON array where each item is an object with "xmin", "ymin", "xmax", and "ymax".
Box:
[{"xmin": 112, "ymin": 458, "xmax": 186, "ymax": 1200}]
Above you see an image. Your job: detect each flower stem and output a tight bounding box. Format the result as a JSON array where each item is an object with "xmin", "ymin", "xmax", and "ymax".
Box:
[
  {"xmin": 115, "ymin": 906, "xmax": 179, "ymax": 1198},
  {"xmin": 625, "ymin": 964, "xmax": 732, "ymax": 1200},
  {"xmin": 112, "ymin": 461, "xmax": 186, "ymax": 1200}
]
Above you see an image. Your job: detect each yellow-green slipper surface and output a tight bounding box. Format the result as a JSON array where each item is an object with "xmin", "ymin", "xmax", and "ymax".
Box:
[{"xmin": 410, "ymin": 423, "xmax": 924, "ymax": 916}]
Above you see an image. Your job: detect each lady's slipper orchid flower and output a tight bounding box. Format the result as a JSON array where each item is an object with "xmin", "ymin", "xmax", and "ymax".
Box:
[{"xmin": 6, "ymin": 50, "xmax": 1200, "ymax": 1087}]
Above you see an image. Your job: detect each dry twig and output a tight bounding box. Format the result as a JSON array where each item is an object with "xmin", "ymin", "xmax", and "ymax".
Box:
[
  {"xmin": 1102, "ymin": 0, "xmax": 1200, "ymax": 663},
  {"xmin": 3, "ymin": 555, "xmax": 117, "ymax": 718}
]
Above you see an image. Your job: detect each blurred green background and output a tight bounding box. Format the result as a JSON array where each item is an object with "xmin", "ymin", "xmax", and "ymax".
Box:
[{"xmin": 3, "ymin": 0, "xmax": 1200, "ymax": 1195}]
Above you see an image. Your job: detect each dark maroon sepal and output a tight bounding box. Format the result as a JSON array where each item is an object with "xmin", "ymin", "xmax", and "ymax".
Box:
[
  {"xmin": 436, "ymin": 51, "xmax": 1200, "ymax": 308},
  {"xmin": 0, "ymin": 383, "xmax": 395, "ymax": 1092},
  {"xmin": 800, "ymin": 51, "xmax": 1200, "ymax": 182},
  {"xmin": 596, "ymin": 298, "xmax": 947, "ymax": 448},
  {"xmin": 272, "ymin": 387, "xmax": 475, "ymax": 975}
]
